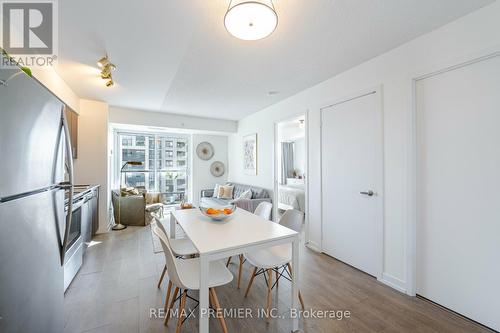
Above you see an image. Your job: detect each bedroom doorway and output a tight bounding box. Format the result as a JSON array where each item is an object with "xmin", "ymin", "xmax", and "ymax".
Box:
[{"xmin": 274, "ymin": 115, "xmax": 307, "ymax": 224}]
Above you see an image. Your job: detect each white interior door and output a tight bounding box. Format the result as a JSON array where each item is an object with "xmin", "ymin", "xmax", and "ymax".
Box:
[
  {"xmin": 321, "ymin": 91, "xmax": 383, "ymax": 277},
  {"xmin": 416, "ymin": 54, "xmax": 500, "ymax": 331}
]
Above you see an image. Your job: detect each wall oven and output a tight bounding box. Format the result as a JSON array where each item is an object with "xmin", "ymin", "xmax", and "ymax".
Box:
[{"xmin": 63, "ymin": 195, "xmax": 84, "ymax": 291}]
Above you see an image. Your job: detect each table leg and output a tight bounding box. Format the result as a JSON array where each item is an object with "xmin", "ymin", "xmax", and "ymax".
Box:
[
  {"xmin": 199, "ymin": 254, "xmax": 209, "ymax": 333},
  {"xmin": 169, "ymin": 213, "xmax": 176, "ymax": 239},
  {"xmin": 291, "ymin": 236, "xmax": 299, "ymax": 332}
]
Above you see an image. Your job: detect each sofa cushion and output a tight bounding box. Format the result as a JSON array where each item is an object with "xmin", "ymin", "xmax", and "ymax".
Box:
[
  {"xmin": 229, "ymin": 183, "xmax": 270, "ymax": 199},
  {"xmin": 237, "ymin": 189, "xmax": 252, "ymax": 200},
  {"xmin": 232, "ymin": 184, "xmax": 247, "ymax": 199},
  {"xmin": 251, "ymin": 187, "xmax": 269, "ymax": 199}
]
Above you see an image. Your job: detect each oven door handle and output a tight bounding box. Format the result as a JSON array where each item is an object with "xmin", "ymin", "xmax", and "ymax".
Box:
[
  {"xmin": 60, "ymin": 107, "xmax": 74, "ymax": 265},
  {"xmin": 72, "ymin": 197, "xmax": 85, "ymax": 210}
]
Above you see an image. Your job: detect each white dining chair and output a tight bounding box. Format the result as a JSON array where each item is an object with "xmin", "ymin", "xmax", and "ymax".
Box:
[
  {"xmin": 153, "ymin": 226, "xmax": 232, "ymax": 333},
  {"xmin": 154, "ymin": 217, "xmax": 198, "ymax": 289},
  {"xmin": 243, "ymin": 209, "xmax": 305, "ymax": 321},
  {"xmin": 254, "ymin": 201, "xmax": 272, "ymax": 220},
  {"xmin": 226, "ymin": 202, "xmax": 273, "ymax": 289}
]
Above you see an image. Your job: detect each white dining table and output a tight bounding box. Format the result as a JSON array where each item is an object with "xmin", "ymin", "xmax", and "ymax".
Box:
[{"xmin": 169, "ymin": 208, "xmax": 300, "ymax": 333}]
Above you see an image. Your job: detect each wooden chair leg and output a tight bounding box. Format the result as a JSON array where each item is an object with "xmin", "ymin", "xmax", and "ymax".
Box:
[
  {"xmin": 209, "ymin": 287, "xmax": 215, "ymax": 307},
  {"xmin": 158, "ymin": 265, "xmax": 167, "ymax": 288},
  {"xmin": 237, "ymin": 254, "xmax": 244, "ymax": 289},
  {"xmin": 226, "ymin": 256, "xmax": 232, "ymax": 267},
  {"xmin": 245, "ymin": 267, "xmax": 258, "ymax": 297},
  {"xmin": 175, "ymin": 290, "xmax": 187, "ymax": 333},
  {"xmin": 287, "ymin": 263, "xmax": 305, "ymax": 310},
  {"xmin": 165, "ymin": 287, "xmax": 179, "ymax": 326},
  {"xmin": 210, "ymin": 288, "xmax": 229, "ymax": 333},
  {"xmin": 275, "ymin": 267, "xmax": 279, "ymax": 288},
  {"xmin": 266, "ymin": 269, "xmax": 273, "ymax": 322},
  {"xmin": 163, "ymin": 280, "xmax": 172, "ymax": 312}
]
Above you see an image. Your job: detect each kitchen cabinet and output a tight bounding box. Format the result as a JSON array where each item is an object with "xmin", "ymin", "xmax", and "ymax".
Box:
[{"xmin": 64, "ymin": 107, "xmax": 78, "ymax": 159}]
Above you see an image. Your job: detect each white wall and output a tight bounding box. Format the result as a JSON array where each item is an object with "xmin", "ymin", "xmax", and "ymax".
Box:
[
  {"xmin": 109, "ymin": 106, "xmax": 237, "ymax": 133},
  {"xmin": 192, "ymin": 134, "xmax": 229, "ymax": 206},
  {"xmin": 74, "ymin": 99, "xmax": 110, "ymax": 233},
  {"xmin": 228, "ymin": 1, "xmax": 500, "ymax": 293}
]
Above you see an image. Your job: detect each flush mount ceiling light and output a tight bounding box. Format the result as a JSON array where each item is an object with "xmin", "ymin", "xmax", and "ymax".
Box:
[{"xmin": 224, "ymin": 0, "xmax": 278, "ymax": 41}]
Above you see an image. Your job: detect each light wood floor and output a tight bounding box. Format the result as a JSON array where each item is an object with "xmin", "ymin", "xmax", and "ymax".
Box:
[{"xmin": 63, "ymin": 226, "xmax": 492, "ymax": 333}]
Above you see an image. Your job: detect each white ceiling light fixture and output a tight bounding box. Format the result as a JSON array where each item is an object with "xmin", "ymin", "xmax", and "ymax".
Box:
[{"xmin": 224, "ymin": 0, "xmax": 278, "ymax": 41}]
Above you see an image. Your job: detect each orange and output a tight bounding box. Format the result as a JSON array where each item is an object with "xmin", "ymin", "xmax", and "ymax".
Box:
[{"xmin": 206, "ymin": 208, "xmax": 218, "ymax": 215}]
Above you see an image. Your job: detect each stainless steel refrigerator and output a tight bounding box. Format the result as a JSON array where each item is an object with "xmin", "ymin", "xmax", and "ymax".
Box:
[{"xmin": 0, "ymin": 59, "xmax": 74, "ymax": 332}]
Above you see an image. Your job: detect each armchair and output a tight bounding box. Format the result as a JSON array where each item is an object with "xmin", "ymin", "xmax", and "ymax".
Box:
[{"xmin": 111, "ymin": 190, "xmax": 145, "ymax": 226}]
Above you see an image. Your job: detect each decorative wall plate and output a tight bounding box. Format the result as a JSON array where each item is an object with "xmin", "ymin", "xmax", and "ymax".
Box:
[
  {"xmin": 196, "ymin": 142, "xmax": 214, "ymax": 160},
  {"xmin": 210, "ymin": 161, "xmax": 225, "ymax": 177}
]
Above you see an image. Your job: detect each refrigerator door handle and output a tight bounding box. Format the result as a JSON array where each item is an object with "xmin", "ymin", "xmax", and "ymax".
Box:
[
  {"xmin": 57, "ymin": 181, "xmax": 72, "ymax": 190},
  {"xmin": 60, "ymin": 107, "xmax": 74, "ymax": 265}
]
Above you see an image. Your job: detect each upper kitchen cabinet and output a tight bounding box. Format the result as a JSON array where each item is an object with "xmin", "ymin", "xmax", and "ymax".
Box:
[{"xmin": 64, "ymin": 106, "xmax": 78, "ymax": 159}]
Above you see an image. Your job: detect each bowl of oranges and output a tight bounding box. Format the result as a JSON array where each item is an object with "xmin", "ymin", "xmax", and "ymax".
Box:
[{"xmin": 199, "ymin": 204, "xmax": 236, "ymax": 221}]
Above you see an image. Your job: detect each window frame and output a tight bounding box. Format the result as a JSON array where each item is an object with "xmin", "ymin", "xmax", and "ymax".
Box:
[{"xmin": 113, "ymin": 130, "xmax": 191, "ymax": 206}]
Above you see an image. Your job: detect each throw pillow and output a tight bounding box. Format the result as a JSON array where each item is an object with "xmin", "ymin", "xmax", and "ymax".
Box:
[
  {"xmin": 218, "ymin": 185, "xmax": 234, "ymax": 199},
  {"xmin": 218, "ymin": 185, "xmax": 225, "ymax": 198},
  {"xmin": 238, "ymin": 189, "xmax": 252, "ymax": 200},
  {"xmin": 213, "ymin": 184, "xmax": 221, "ymax": 198}
]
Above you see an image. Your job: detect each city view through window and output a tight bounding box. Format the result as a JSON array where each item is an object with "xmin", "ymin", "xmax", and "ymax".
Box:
[{"xmin": 118, "ymin": 132, "xmax": 189, "ymax": 205}]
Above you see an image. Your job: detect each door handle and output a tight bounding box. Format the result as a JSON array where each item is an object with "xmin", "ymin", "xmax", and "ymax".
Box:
[
  {"xmin": 60, "ymin": 107, "xmax": 74, "ymax": 265},
  {"xmin": 57, "ymin": 181, "xmax": 72, "ymax": 190},
  {"xmin": 360, "ymin": 190, "xmax": 374, "ymax": 196}
]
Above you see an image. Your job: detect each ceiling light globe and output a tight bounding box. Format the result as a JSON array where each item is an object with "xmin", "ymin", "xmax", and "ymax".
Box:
[{"xmin": 224, "ymin": 1, "xmax": 278, "ymax": 41}]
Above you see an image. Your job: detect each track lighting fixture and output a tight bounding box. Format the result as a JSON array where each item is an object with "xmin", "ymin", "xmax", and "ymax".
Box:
[{"xmin": 97, "ymin": 55, "xmax": 116, "ymax": 87}]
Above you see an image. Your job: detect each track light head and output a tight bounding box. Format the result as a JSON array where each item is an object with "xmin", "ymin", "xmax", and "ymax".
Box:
[{"xmin": 97, "ymin": 56, "xmax": 109, "ymax": 68}]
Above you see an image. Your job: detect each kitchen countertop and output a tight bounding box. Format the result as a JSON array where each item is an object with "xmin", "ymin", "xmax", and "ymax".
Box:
[{"xmin": 65, "ymin": 184, "xmax": 100, "ymax": 205}]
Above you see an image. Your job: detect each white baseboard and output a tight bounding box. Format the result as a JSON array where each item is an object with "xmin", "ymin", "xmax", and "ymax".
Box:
[
  {"xmin": 305, "ymin": 241, "xmax": 322, "ymax": 253},
  {"xmin": 380, "ymin": 273, "xmax": 407, "ymax": 293}
]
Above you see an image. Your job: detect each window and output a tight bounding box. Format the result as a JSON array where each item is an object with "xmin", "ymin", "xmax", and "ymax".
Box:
[
  {"xmin": 116, "ymin": 132, "xmax": 190, "ymax": 205},
  {"xmin": 122, "ymin": 149, "xmax": 145, "ymax": 168},
  {"xmin": 122, "ymin": 136, "xmax": 133, "ymax": 146}
]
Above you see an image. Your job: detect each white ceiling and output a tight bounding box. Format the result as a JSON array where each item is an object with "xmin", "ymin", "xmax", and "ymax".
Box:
[{"xmin": 57, "ymin": 0, "xmax": 493, "ymax": 120}]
